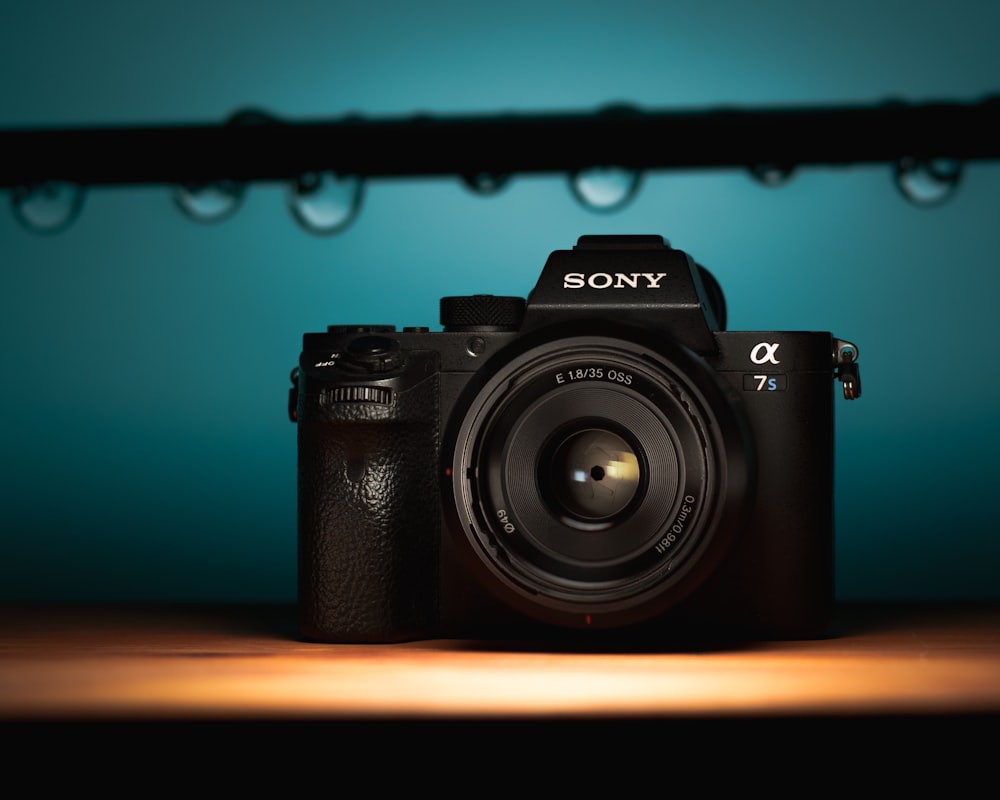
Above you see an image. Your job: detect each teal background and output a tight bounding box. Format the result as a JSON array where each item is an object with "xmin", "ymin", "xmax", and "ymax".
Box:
[{"xmin": 1, "ymin": 1, "xmax": 998, "ymax": 603}]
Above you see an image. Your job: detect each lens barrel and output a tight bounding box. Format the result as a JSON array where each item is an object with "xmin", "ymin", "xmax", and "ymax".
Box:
[{"xmin": 446, "ymin": 331, "xmax": 754, "ymax": 630}]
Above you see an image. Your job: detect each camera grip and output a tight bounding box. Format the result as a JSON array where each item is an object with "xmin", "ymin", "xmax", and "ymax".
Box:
[{"xmin": 297, "ymin": 374, "xmax": 440, "ymax": 642}]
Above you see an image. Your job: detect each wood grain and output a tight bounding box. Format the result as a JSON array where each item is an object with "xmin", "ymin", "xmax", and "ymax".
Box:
[{"xmin": 1, "ymin": 603, "xmax": 998, "ymax": 721}]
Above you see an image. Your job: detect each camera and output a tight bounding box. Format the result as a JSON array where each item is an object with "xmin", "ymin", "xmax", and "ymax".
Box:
[{"xmin": 289, "ymin": 235, "xmax": 862, "ymax": 643}]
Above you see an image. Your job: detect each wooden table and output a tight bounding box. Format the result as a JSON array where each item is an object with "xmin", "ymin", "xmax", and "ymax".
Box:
[{"xmin": 2, "ymin": 602, "xmax": 999, "ymax": 729}]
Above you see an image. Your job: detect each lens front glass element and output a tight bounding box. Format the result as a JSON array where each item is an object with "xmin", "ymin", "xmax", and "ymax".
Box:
[{"xmin": 547, "ymin": 427, "xmax": 641, "ymax": 527}]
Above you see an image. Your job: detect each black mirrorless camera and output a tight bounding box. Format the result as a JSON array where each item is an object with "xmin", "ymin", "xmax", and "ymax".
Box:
[{"xmin": 289, "ymin": 235, "xmax": 862, "ymax": 643}]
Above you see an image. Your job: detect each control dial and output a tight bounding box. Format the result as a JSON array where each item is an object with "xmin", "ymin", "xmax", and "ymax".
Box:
[{"xmin": 440, "ymin": 294, "xmax": 525, "ymax": 332}]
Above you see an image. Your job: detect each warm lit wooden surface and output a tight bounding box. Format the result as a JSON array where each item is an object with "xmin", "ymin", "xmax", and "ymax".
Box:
[{"xmin": 1, "ymin": 603, "xmax": 999, "ymax": 721}]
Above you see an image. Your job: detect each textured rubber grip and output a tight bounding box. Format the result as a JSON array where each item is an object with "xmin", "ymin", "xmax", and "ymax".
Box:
[{"xmin": 297, "ymin": 371, "xmax": 440, "ymax": 642}]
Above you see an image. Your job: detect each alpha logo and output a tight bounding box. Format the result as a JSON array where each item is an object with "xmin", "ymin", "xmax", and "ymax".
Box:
[
  {"xmin": 750, "ymin": 342, "xmax": 781, "ymax": 365},
  {"xmin": 563, "ymin": 272, "xmax": 668, "ymax": 289}
]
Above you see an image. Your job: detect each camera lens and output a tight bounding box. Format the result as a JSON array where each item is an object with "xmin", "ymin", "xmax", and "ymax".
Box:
[
  {"xmin": 445, "ymin": 332, "xmax": 753, "ymax": 630},
  {"xmin": 545, "ymin": 427, "xmax": 642, "ymax": 527}
]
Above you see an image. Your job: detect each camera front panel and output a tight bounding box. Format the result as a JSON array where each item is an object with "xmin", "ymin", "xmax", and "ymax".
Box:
[{"xmin": 694, "ymin": 330, "xmax": 837, "ymax": 636}]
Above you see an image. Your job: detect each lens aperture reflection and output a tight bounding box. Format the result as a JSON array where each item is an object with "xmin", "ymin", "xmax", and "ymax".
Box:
[{"xmin": 548, "ymin": 428, "xmax": 642, "ymax": 528}]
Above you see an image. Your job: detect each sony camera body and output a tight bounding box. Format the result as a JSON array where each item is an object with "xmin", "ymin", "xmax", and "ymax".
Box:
[{"xmin": 290, "ymin": 235, "xmax": 861, "ymax": 643}]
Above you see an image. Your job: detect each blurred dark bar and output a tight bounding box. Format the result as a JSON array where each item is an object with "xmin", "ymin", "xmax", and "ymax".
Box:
[{"xmin": 1, "ymin": 96, "xmax": 998, "ymax": 188}]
